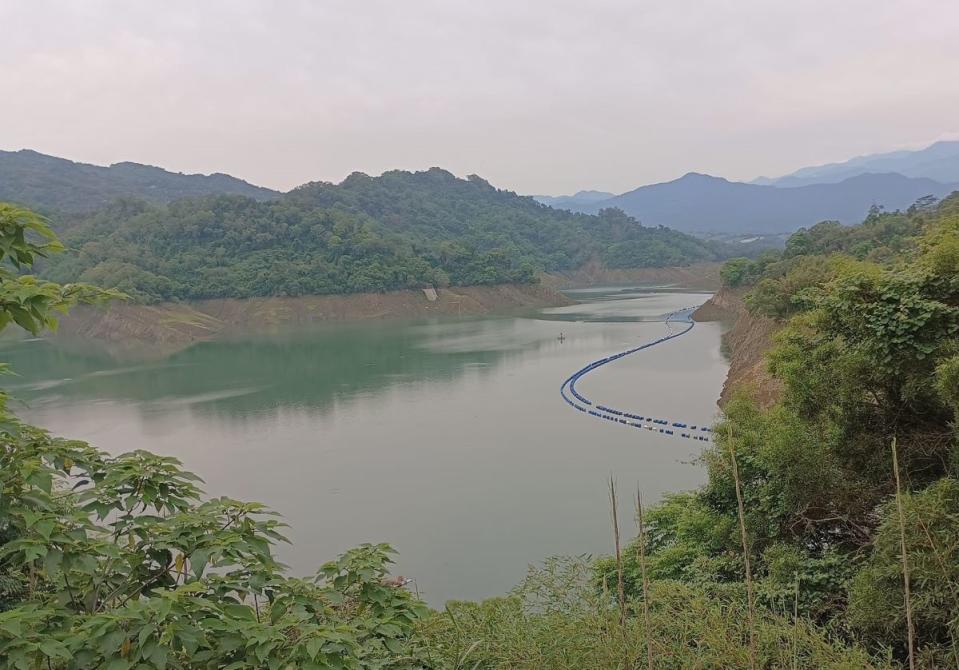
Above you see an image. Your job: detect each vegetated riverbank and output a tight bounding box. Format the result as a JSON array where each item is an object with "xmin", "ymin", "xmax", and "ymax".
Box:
[
  {"xmin": 55, "ymin": 282, "xmax": 572, "ymax": 356},
  {"xmin": 692, "ymin": 285, "xmax": 782, "ymax": 408}
]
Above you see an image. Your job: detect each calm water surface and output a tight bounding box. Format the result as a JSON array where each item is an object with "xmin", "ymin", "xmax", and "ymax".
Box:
[{"xmin": 1, "ymin": 289, "xmax": 728, "ymax": 605}]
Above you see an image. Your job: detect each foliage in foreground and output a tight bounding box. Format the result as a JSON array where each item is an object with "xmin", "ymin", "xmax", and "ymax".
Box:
[{"xmin": 0, "ymin": 426, "xmax": 427, "ymax": 668}]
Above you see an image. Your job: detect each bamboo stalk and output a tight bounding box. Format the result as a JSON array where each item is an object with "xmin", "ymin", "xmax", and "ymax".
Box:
[
  {"xmin": 792, "ymin": 572, "xmax": 799, "ymax": 670},
  {"xmin": 891, "ymin": 436, "xmax": 916, "ymax": 670},
  {"xmin": 636, "ymin": 488, "xmax": 654, "ymax": 670},
  {"xmin": 608, "ymin": 477, "xmax": 629, "ymax": 669},
  {"xmin": 728, "ymin": 425, "xmax": 757, "ymax": 670}
]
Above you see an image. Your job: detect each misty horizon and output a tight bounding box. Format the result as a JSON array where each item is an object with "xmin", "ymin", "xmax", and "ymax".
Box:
[{"xmin": 3, "ymin": 1, "xmax": 958, "ymax": 195}]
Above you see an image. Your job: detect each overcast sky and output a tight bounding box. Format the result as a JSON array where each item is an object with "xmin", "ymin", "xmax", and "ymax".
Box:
[{"xmin": 2, "ymin": 1, "xmax": 957, "ymax": 195}]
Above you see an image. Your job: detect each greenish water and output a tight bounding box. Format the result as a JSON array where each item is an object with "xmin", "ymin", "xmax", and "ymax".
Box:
[{"xmin": 1, "ymin": 289, "xmax": 728, "ymax": 605}]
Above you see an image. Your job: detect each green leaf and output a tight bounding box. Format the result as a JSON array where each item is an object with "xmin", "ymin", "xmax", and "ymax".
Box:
[
  {"xmin": 224, "ymin": 604, "xmax": 257, "ymax": 621},
  {"xmin": 38, "ymin": 639, "xmax": 71, "ymax": 660},
  {"xmin": 189, "ymin": 548, "xmax": 211, "ymax": 578}
]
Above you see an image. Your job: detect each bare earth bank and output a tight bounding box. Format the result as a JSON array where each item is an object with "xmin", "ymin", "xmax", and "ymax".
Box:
[
  {"xmin": 56, "ymin": 283, "xmax": 573, "ymax": 356},
  {"xmin": 693, "ymin": 286, "xmax": 783, "ymax": 409}
]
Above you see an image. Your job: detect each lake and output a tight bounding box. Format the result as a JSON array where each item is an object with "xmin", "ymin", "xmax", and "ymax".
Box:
[{"xmin": 1, "ymin": 288, "xmax": 728, "ymax": 605}]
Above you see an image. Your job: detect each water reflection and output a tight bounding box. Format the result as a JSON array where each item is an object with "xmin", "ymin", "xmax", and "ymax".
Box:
[
  {"xmin": 2, "ymin": 319, "xmax": 533, "ymax": 421},
  {"xmin": 0, "ymin": 289, "xmax": 728, "ymax": 605}
]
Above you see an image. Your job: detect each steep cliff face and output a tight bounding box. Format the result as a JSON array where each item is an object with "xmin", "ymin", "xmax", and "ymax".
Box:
[{"xmin": 693, "ymin": 287, "xmax": 783, "ymax": 408}]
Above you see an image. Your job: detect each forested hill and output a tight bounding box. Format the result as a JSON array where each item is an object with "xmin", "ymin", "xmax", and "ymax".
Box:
[
  {"xmin": 0, "ymin": 149, "xmax": 279, "ymax": 212},
  {"xmin": 40, "ymin": 169, "xmax": 727, "ymax": 302},
  {"xmin": 286, "ymin": 168, "xmax": 721, "ymax": 270}
]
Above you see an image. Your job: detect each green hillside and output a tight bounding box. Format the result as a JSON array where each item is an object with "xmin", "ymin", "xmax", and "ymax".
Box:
[{"xmin": 42, "ymin": 169, "xmax": 727, "ymax": 302}]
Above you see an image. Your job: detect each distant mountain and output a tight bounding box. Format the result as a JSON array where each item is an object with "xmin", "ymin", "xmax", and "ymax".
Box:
[
  {"xmin": 574, "ymin": 172, "xmax": 957, "ymax": 234},
  {"xmin": 533, "ymin": 190, "xmax": 616, "ymax": 208},
  {"xmin": 0, "ymin": 149, "xmax": 279, "ymax": 212},
  {"xmin": 754, "ymin": 140, "xmax": 959, "ymax": 187}
]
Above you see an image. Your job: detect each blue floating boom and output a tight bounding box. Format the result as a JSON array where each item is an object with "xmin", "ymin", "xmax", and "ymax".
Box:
[{"xmin": 559, "ymin": 305, "xmax": 714, "ymax": 441}]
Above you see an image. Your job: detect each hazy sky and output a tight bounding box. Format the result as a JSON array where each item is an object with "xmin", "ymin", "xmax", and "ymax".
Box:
[{"xmin": 2, "ymin": 1, "xmax": 958, "ymax": 195}]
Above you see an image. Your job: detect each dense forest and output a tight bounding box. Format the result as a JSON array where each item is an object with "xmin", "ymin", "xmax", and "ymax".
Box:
[
  {"xmin": 2, "ymin": 193, "xmax": 959, "ymax": 667},
  {"xmin": 40, "ymin": 169, "xmax": 728, "ymax": 302}
]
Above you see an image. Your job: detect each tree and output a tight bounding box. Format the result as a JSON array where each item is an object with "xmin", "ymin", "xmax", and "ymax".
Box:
[{"xmin": 0, "ymin": 204, "xmax": 116, "ymax": 335}]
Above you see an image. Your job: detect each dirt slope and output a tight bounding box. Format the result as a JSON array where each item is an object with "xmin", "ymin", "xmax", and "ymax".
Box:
[
  {"xmin": 57, "ymin": 283, "xmax": 572, "ymax": 355},
  {"xmin": 693, "ymin": 287, "xmax": 783, "ymax": 408}
]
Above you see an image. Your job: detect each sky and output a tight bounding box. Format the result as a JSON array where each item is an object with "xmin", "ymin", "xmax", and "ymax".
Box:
[{"xmin": 2, "ymin": 0, "xmax": 958, "ymax": 195}]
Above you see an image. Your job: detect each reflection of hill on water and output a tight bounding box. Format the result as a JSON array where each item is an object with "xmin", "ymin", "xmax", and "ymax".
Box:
[{"xmin": 0, "ymin": 318, "xmax": 550, "ymax": 423}]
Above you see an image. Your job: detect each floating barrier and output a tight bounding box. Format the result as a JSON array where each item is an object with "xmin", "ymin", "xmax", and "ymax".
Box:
[{"xmin": 559, "ymin": 305, "xmax": 713, "ymax": 442}]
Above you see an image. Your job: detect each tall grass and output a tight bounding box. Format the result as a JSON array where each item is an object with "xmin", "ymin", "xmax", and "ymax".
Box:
[
  {"xmin": 914, "ymin": 512, "xmax": 959, "ymax": 668},
  {"xmin": 420, "ymin": 557, "xmax": 893, "ymax": 669}
]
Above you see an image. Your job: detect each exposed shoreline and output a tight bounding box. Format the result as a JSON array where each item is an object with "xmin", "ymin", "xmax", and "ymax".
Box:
[
  {"xmin": 692, "ymin": 286, "xmax": 782, "ymax": 408},
  {"xmin": 49, "ymin": 263, "xmax": 725, "ymax": 361},
  {"xmin": 55, "ymin": 283, "xmax": 573, "ymax": 357}
]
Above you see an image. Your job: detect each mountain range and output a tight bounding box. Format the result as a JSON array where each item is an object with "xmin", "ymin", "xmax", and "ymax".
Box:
[
  {"xmin": 0, "ymin": 149, "xmax": 279, "ymax": 212},
  {"xmin": 2, "ymin": 143, "xmax": 958, "ymax": 236},
  {"xmin": 753, "ymin": 140, "xmax": 959, "ymax": 187},
  {"xmin": 568, "ymin": 171, "xmax": 956, "ymax": 234},
  {"xmin": 535, "ymin": 140, "xmax": 959, "ymax": 233}
]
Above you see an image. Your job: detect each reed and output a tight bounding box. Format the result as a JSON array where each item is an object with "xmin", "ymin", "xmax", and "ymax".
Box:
[
  {"xmin": 608, "ymin": 477, "xmax": 629, "ymax": 669},
  {"xmin": 891, "ymin": 436, "xmax": 916, "ymax": 670},
  {"xmin": 636, "ymin": 488, "xmax": 654, "ymax": 670},
  {"xmin": 727, "ymin": 424, "xmax": 757, "ymax": 670},
  {"xmin": 792, "ymin": 572, "xmax": 800, "ymax": 670}
]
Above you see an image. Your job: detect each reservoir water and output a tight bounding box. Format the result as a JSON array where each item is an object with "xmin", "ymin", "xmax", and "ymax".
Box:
[{"xmin": 0, "ymin": 288, "xmax": 728, "ymax": 605}]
